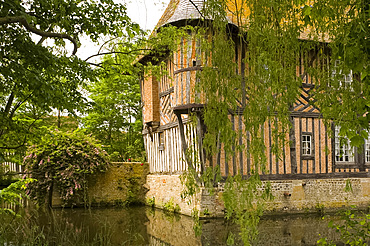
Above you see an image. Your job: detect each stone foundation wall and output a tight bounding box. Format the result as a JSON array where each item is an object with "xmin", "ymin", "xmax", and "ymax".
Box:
[
  {"xmin": 265, "ymin": 179, "xmax": 370, "ymax": 213},
  {"xmin": 146, "ymin": 174, "xmax": 370, "ymax": 216},
  {"xmin": 52, "ymin": 162, "xmax": 149, "ymax": 207},
  {"xmin": 145, "ymin": 174, "xmax": 201, "ymax": 216}
]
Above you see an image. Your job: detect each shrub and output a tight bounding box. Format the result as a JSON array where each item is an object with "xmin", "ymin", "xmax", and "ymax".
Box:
[
  {"xmin": 23, "ymin": 129, "xmax": 109, "ymax": 206},
  {"xmin": 0, "ymin": 178, "xmax": 35, "ymax": 215}
]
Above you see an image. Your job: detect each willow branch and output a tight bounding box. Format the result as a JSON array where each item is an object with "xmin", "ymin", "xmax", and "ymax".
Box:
[
  {"xmin": 87, "ymin": 62, "xmax": 104, "ymax": 68},
  {"xmin": 9, "ymin": 93, "xmax": 34, "ymax": 120},
  {"xmin": 98, "ymin": 37, "xmax": 118, "ymax": 54},
  {"xmin": 188, "ymin": 0, "xmax": 205, "ymax": 19},
  {"xmin": 0, "ymin": 16, "xmax": 78, "ymax": 55},
  {"xmin": 84, "ymin": 49, "xmax": 150, "ymax": 61},
  {"xmin": 0, "ymin": 138, "xmax": 27, "ymax": 150}
]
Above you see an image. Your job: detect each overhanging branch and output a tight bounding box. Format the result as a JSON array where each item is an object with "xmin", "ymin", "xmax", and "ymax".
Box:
[
  {"xmin": 188, "ymin": 0, "xmax": 205, "ymax": 19},
  {"xmin": 84, "ymin": 49, "xmax": 150, "ymax": 62},
  {"xmin": 0, "ymin": 16, "xmax": 78, "ymax": 55}
]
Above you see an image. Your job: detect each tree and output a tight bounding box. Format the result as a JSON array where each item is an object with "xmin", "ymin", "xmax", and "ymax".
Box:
[
  {"xmin": 0, "ymin": 0, "xmax": 141, "ymax": 153},
  {"xmin": 304, "ymin": 0, "xmax": 369, "ymax": 145},
  {"xmin": 0, "ymin": 178, "xmax": 34, "ymax": 215},
  {"xmin": 82, "ymin": 44, "xmax": 145, "ymax": 161}
]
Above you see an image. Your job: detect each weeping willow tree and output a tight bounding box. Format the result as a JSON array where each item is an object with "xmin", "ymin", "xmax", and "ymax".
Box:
[
  {"xmin": 195, "ymin": 1, "xmax": 304, "ymax": 244},
  {"xmin": 196, "ymin": 0, "xmax": 369, "ymax": 165},
  {"xmin": 307, "ymin": 0, "xmax": 369, "ymax": 145}
]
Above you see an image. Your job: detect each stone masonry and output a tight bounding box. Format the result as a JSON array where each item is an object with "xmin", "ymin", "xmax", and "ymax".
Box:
[{"xmin": 146, "ymin": 174, "xmax": 370, "ymax": 217}]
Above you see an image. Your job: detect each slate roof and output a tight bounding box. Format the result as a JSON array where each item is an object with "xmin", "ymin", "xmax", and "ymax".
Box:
[
  {"xmin": 156, "ymin": 0, "xmax": 204, "ymax": 27},
  {"xmin": 155, "ymin": 0, "xmax": 322, "ymax": 41}
]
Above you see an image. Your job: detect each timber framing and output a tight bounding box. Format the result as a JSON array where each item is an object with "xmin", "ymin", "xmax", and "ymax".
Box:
[
  {"xmin": 244, "ymin": 172, "xmax": 370, "ymax": 181},
  {"xmin": 140, "ymin": 0, "xmax": 369, "ymax": 180},
  {"xmin": 174, "ymin": 65, "xmax": 203, "ymax": 75},
  {"xmin": 159, "ymin": 87, "xmax": 174, "ymax": 98},
  {"xmin": 143, "ymin": 110, "xmax": 323, "ymax": 135}
]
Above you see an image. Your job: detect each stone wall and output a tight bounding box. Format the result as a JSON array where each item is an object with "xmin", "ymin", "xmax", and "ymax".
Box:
[
  {"xmin": 145, "ymin": 174, "xmax": 370, "ymax": 216},
  {"xmin": 264, "ymin": 179, "xmax": 370, "ymax": 213},
  {"xmin": 146, "ymin": 174, "xmax": 202, "ymax": 215},
  {"xmin": 52, "ymin": 162, "xmax": 149, "ymax": 207}
]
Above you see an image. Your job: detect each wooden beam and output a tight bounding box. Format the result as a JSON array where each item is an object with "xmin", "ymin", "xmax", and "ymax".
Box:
[
  {"xmin": 174, "ymin": 65, "xmax": 203, "ymax": 75},
  {"xmin": 289, "ymin": 113, "xmax": 297, "ymax": 174},
  {"xmin": 220, "ymin": 172, "xmax": 370, "ymax": 182}
]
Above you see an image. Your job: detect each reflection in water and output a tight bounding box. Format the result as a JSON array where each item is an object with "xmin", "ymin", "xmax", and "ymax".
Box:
[
  {"xmin": 41, "ymin": 207, "xmax": 150, "ymax": 245},
  {"xmin": 201, "ymin": 214, "xmax": 341, "ymax": 246},
  {"xmin": 3, "ymin": 206, "xmax": 343, "ymax": 245}
]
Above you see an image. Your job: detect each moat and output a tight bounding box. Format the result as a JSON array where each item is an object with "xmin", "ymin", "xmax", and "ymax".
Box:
[{"xmin": 1, "ymin": 206, "xmax": 348, "ymax": 245}]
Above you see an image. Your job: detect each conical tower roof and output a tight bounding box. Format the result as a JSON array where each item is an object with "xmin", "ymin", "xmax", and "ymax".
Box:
[
  {"xmin": 156, "ymin": 0, "xmax": 205, "ymax": 27},
  {"xmin": 154, "ymin": 0, "xmax": 315, "ymax": 40}
]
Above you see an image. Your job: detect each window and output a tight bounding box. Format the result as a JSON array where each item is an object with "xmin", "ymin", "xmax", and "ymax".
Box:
[
  {"xmin": 302, "ymin": 134, "xmax": 312, "ymax": 155},
  {"xmin": 335, "ymin": 126, "xmax": 355, "ymax": 162},
  {"xmin": 365, "ymin": 134, "xmax": 370, "ymax": 163},
  {"xmin": 159, "ymin": 132, "xmax": 165, "ymax": 151},
  {"xmin": 332, "ymin": 60, "xmax": 353, "ymax": 89}
]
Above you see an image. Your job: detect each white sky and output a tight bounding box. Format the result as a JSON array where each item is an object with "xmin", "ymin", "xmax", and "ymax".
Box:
[
  {"xmin": 76, "ymin": 0, "xmax": 170, "ymax": 61},
  {"xmin": 55, "ymin": 0, "xmax": 171, "ymax": 116},
  {"xmin": 125, "ymin": 0, "xmax": 170, "ymax": 31}
]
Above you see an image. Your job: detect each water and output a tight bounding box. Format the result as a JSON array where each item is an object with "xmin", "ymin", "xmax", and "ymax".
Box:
[{"xmin": 1, "ymin": 206, "xmax": 344, "ymax": 245}]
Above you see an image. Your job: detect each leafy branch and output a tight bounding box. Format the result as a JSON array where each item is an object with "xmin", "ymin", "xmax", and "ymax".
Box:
[{"xmin": 0, "ymin": 16, "xmax": 78, "ymax": 55}]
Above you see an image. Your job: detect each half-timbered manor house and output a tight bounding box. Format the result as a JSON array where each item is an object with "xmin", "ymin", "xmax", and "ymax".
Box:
[{"xmin": 140, "ymin": 0, "xmax": 370, "ymax": 216}]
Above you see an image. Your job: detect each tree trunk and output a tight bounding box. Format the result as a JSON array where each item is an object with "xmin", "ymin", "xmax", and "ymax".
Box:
[{"xmin": 48, "ymin": 181, "xmax": 53, "ymax": 208}]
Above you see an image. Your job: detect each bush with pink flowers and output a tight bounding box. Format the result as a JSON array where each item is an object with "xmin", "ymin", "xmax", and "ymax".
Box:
[{"xmin": 23, "ymin": 129, "xmax": 109, "ymax": 207}]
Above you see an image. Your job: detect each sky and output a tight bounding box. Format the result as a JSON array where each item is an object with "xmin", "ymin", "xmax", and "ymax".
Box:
[
  {"xmin": 55, "ymin": 0, "xmax": 171, "ymax": 116},
  {"xmin": 76, "ymin": 0, "xmax": 171, "ymax": 60},
  {"xmin": 125, "ymin": 0, "xmax": 170, "ymax": 31}
]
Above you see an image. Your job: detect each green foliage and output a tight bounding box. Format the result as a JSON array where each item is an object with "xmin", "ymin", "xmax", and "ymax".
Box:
[
  {"xmin": 0, "ymin": 0, "xmax": 140, "ymax": 151},
  {"xmin": 201, "ymin": 208, "xmax": 211, "ymax": 216},
  {"xmin": 315, "ymin": 203, "xmax": 325, "ymax": 216},
  {"xmin": 318, "ymin": 209, "xmax": 370, "ymax": 246},
  {"xmin": 226, "ymin": 232, "xmax": 236, "ymax": 246},
  {"xmin": 198, "ymin": 0, "xmax": 303, "ymax": 162},
  {"xmin": 163, "ymin": 198, "xmax": 181, "ymax": 213},
  {"xmin": 304, "ymin": 0, "xmax": 369, "ymax": 144},
  {"xmin": 23, "ymin": 129, "xmax": 109, "ymax": 206},
  {"xmin": 180, "ymin": 167, "xmax": 201, "ymax": 203},
  {"xmin": 222, "ymin": 174, "xmax": 273, "ymax": 245},
  {"xmin": 202, "ymin": 165, "xmax": 222, "ymax": 192},
  {"xmin": 345, "ymin": 179, "xmax": 353, "ymax": 193},
  {"xmin": 0, "ymin": 164, "xmax": 18, "ymax": 187},
  {"xmin": 82, "ymin": 43, "xmax": 144, "ymax": 161},
  {"xmin": 0, "ymin": 209, "xmax": 118, "ymax": 246},
  {"xmin": 146, "ymin": 197, "xmax": 155, "ymax": 207},
  {"xmin": 0, "ymin": 178, "xmax": 35, "ymax": 215},
  {"xmin": 192, "ymin": 208, "xmax": 203, "ymax": 237},
  {"xmin": 41, "ymin": 115, "xmax": 79, "ymax": 133},
  {"xmin": 125, "ymin": 176, "xmax": 143, "ymax": 205}
]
